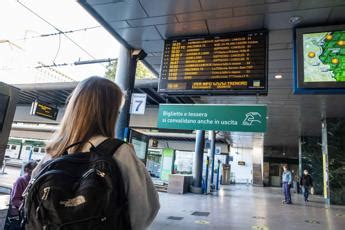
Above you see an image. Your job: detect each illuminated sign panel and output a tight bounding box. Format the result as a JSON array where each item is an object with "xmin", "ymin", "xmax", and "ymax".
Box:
[
  {"xmin": 159, "ymin": 30, "xmax": 268, "ymax": 95},
  {"xmin": 294, "ymin": 24, "xmax": 345, "ymax": 94},
  {"xmin": 157, "ymin": 104, "xmax": 267, "ymax": 132},
  {"xmin": 31, "ymin": 101, "xmax": 58, "ymax": 120}
]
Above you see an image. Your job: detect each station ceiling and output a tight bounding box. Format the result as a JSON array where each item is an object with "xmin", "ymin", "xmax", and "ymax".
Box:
[
  {"xmin": 79, "ymin": 0, "xmax": 345, "ymax": 74},
  {"xmin": 77, "ymin": 0, "xmax": 345, "ymax": 148}
]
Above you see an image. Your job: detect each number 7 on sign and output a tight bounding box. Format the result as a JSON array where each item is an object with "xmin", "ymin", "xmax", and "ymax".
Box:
[
  {"xmin": 134, "ymin": 100, "xmax": 143, "ymax": 112},
  {"xmin": 130, "ymin": 93, "xmax": 147, "ymax": 115}
]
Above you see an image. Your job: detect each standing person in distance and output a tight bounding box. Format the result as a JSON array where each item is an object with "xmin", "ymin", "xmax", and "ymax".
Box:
[
  {"xmin": 28, "ymin": 76, "xmax": 160, "ymax": 230},
  {"xmin": 282, "ymin": 164, "xmax": 293, "ymax": 204},
  {"xmin": 10, "ymin": 162, "xmax": 37, "ymax": 215},
  {"xmin": 300, "ymin": 169, "xmax": 313, "ymax": 203},
  {"xmin": 4, "ymin": 161, "xmax": 37, "ymax": 230}
]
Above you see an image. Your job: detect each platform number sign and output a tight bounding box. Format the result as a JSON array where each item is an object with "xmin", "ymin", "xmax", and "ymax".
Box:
[{"xmin": 130, "ymin": 93, "xmax": 147, "ymax": 115}]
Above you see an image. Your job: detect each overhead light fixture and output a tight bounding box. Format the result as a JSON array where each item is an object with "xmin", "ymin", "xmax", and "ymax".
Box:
[
  {"xmin": 289, "ymin": 16, "xmax": 303, "ymax": 25},
  {"xmin": 274, "ymin": 74, "xmax": 283, "ymax": 79}
]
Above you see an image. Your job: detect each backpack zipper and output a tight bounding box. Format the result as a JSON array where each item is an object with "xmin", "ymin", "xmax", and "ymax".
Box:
[
  {"xmin": 81, "ymin": 169, "xmax": 106, "ymax": 179},
  {"xmin": 96, "ymin": 170, "xmax": 106, "ymax": 177},
  {"xmin": 41, "ymin": 187, "xmax": 51, "ymax": 200}
]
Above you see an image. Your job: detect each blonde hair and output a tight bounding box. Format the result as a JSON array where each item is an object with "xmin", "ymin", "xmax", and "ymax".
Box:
[{"xmin": 46, "ymin": 76, "xmax": 123, "ymax": 157}]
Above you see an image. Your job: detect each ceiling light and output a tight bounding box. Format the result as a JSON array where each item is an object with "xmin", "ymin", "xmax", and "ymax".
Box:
[
  {"xmin": 289, "ymin": 16, "xmax": 303, "ymax": 25},
  {"xmin": 274, "ymin": 74, "xmax": 283, "ymax": 79}
]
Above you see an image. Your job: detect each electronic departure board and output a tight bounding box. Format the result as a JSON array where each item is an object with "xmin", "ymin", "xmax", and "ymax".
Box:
[
  {"xmin": 159, "ymin": 30, "xmax": 268, "ymax": 95},
  {"xmin": 30, "ymin": 101, "xmax": 58, "ymax": 120}
]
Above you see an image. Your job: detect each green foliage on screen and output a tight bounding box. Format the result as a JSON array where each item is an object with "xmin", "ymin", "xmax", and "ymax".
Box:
[{"xmin": 303, "ymin": 31, "xmax": 345, "ymax": 83}]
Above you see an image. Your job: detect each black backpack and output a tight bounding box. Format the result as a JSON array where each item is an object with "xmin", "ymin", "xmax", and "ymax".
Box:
[{"xmin": 21, "ymin": 138, "xmax": 131, "ymax": 230}]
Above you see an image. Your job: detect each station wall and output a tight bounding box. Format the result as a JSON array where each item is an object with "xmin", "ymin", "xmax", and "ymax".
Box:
[
  {"xmin": 10, "ymin": 129, "xmax": 53, "ymax": 140},
  {"xmin": 129, "ymin": 106, "xmax": 158, "ymax": 128},
  {"xmin": 229, "ymin": 147, "xmax": 253, "ymax": 184}
]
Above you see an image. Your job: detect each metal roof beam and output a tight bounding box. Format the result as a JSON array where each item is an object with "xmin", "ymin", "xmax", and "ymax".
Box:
[
  {"xmin": 136, "ymin": 88, "xmax": 160, "ymax": 105},
  {"xmin": 14, "ymin": 82, "xmax": 78, "ymax": 91},
  {"xmin": 141, "ymin": 88, "xmax": 165, "ymax": 104}
]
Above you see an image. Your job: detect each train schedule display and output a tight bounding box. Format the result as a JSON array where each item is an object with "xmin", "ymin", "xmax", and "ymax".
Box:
[{"xmin": 159, "ymin": 30, "xmax": 268, "ymax": 95}]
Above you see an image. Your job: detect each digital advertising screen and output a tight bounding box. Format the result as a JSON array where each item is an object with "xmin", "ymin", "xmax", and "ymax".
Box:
[
  {"xmin": 295, "ymin": 25, "xmax": 345, "ymax": 93},
  {"xmin": 159, "ymin": 30, "xmax": 268, "ymax": 95}
]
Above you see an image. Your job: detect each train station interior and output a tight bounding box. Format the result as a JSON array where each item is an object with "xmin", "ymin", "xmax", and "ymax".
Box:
[{"xmin": 1, "ymin": 0, "xmax": 345, "ymax": 229}]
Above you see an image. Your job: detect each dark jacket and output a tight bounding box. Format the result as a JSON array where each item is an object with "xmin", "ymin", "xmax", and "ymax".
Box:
[{"xmin": 300, "ymin": 174, "xmax": 313, "ymax": 187}]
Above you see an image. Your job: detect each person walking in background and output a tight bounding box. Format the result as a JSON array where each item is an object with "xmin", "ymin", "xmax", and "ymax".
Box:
[
  {"xmin": 291, "ymin": 169, "xmax": 297, "ymax": 193},
  {"xmin": 300, "ymin": 169, "xmax": 313, "ymax": 202},
  {"xmin": 4, "ymin": 161, "xmax": 37, "ymax": 230},
  {"xmin": 282, "ymin": 164, "xmax": 292, "ymax": 204},
  {"xmin": 10, "ymin": 161, "xmax": 37, "ymax": 215}
]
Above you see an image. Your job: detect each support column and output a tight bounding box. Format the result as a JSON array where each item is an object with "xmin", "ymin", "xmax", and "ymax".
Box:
[
  {"xmin": 209, "ymin": 131, "xmax": 216, "ymax": 185},
  {"xmin": 191, "ymin": 130, "xmax": 205, "ymax": 193},
  {"xmin": 298, "ymin": 137, "xmax": 302, "ymax": 179},
  {"xmin": 252, "ymin": 137, "xmax": 264, "ymax": 186},
  {"xmin": 18, "ymin": 140, "xmax": 24, "ymax": 160},
  {"xmin": 114, "ymin": 45, "xmax": 138, "ymax": 140},
  {"xmin": 321, "ymin": 119, "xmax": 330, "ymax": 206}
]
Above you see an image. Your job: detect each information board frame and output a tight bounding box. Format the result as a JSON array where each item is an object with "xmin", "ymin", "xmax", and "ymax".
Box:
[
  {"xmin": 30, "ymin": 100, "xmax": 59, "ymax": 120},
  {"xmin": 294, "ymin": 24, "xmax": 345, "ymax": 94},
  {"xmin": 129, "ymin": 129, "xmax": 149, "ymax": 163},
  {"xmin": 158, "ymin": 29, "xmax": 269, "ymax": 96},
  {"xmin": 157, "ymin": 104, "xmax": 267, "ymax": 133}
]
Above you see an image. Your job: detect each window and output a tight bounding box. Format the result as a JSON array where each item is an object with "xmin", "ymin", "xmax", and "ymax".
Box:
[
  {"xmin": 25, "ymin": 146, "xmax": 31, "ymax": 151},
  {"xmin": 11, "ymin": 145, "xmax": 17, "ymax": 150},
  {"xmin": 40, "ymin": 148, "xmax": 45, "ymax": 153},
  {"xmin": 6, "ymin": 145, "xmax": 9, "ymax": 149},
  {"xmin": 33, "ymin": 147, "xmax": 39, "ymax": 152}
]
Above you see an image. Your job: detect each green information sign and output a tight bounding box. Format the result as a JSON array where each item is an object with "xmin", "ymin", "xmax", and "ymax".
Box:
[{"xmin": 157, "ymin": 104, "xmax": 267, "ymax": 132}]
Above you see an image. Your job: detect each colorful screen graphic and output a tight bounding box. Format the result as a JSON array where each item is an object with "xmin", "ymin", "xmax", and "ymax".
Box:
[{"xmin": 303, "ymin": 31, "xmax": 345, "ymax": 83}]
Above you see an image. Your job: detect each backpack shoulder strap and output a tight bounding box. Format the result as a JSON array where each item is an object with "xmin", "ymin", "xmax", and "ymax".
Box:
[{"xmin": 93, "ymin": 138, "xmax": 125, "ymax": 156}]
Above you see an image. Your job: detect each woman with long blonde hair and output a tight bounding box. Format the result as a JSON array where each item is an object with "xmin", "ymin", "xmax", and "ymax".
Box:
[{"xmin": 31, "ymin": 76, "xmax": 160, "ymax": 230}]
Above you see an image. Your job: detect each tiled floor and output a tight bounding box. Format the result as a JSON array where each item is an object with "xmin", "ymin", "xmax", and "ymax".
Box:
[
  {"xmin": 1, "ymin": 167, "xmax": 344, "ymax": 229},
  {"xmin": 151, "ymin": 185, "xmax": 345, "ymax": 230}
]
